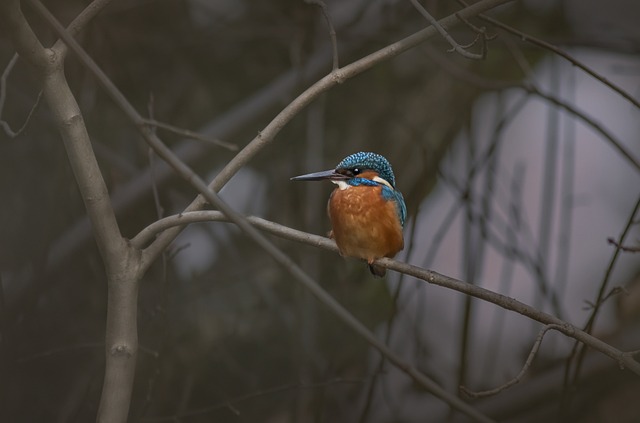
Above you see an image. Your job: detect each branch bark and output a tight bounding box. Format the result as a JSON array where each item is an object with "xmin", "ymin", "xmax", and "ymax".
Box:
[
  {"xmin": 1, "ymin": 1, "xmax": 140, "ymax": 422},
  {"xmin": 135, "ymin": 211, "xmax": 640, "ymax": 376},
  {"xmin": 143, "ymin": 0, "xmax": 516, "ymax": 265}
]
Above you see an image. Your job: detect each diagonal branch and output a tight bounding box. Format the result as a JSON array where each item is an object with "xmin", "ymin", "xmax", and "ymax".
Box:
[
  {"xmin": 53, "ymin": 0, "xmax": 115, "ymax": 59},
  {"xmin": 143, "ymin": 0, "xmax": 516, "ymax": 265},
  {"xmin": 40, "ymin": 0, "xmax": 514, "ymax": 277},
  {"xmin": 473, "ymin": 9, "xmax": 640, "ymax": 111},
  {"xmin": 28, "ymin": 2, "xmax": 506, "ymax": 420},
  {"xmin": 141, "ymin": 118, "xmax": 238, "ymax": 151},
  {"xmin": 132, "ymin": 210, "xmax": 640, "ymax": 376},
  {"xmin": 410, "ymin": 0, "xmax": 485, "ymax": 59}
]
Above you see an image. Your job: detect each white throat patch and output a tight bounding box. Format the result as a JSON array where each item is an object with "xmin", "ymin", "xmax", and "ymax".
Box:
[{"xmin": 332, "ymin": 180, "xmax": 350, "ymax": 190}]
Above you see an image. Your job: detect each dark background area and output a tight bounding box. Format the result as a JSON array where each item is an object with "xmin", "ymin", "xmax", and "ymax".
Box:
[{"xmin": 1, "ymin": 0, "xmax": 639, "ymax": 422}]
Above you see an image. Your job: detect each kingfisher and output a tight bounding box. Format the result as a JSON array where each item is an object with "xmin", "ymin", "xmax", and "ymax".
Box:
[{"xmin": 291, "ymin": 152, "xmax": 407, "ymax": 276}]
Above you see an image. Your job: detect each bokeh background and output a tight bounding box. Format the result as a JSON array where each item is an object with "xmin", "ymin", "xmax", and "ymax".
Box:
[{"xmin": 1, "ymin": 0, "xmax": 639, "ymax": 422}]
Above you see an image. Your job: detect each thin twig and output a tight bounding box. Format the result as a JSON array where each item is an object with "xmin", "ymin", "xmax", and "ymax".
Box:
[
  {"xmin": 143, "ymin": 377, "xmax": 367, "ymax": 422},
  {"xmin": 142, "ymin": 118, "xmax": 237, "ymax": 151},
  {"xmin": 474, "ymin": 8, "xmax": 640, "ymax": 111},
  {"xmin": 305, "ymin": 0, "xmax": 339, "ymax": 70},
  {"xmin": 461, "ymin": 324, "xmax": 563, "ymax": 398},
  {"xmin": 424, "ymin": 42, "xmax": 640, "ymax": 173},
  {"xmin": 0, "ymin": 53, "xmax": 43, "ymax": 138},
  {"xmin": 147, "ymin": 95, "xmax": 164, "ymax": 220},
  {"xmin": 410, "ymin": 0, "xmax": 484, "ymax": 60},
  {"xmin": 608, "ymin": 237, "xmax": 640, "ymax": 253},
  {"xmin": 569, "ymin": 195, "xmax": 640, "ymax": 381}
]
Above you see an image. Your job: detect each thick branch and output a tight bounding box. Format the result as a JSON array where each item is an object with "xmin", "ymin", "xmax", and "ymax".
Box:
[
  {"xmin": 0, "ymin": 0, "xmax": 49, "ymax": 69},
  {"xmin": 5, "ymin": 2, "xmax": 139, "ymax": 423}
]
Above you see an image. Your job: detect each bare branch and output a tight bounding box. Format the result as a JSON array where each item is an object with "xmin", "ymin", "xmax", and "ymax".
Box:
[
  {"xmin": 29, "ymin": 3, "xmax": 510, "ymax": 420},
  {"xmin": 568, "ymin": 195, "xmax": 640, "ymax": 386},
  {"xmin": 475, "ymin": 9, "xmax": 640, "ymax": 111},
  {"xmin": 141, "ymin": 118, "xmax": 238, "ymax": 151},
  {"xmin": 0, "ymin": 0, "xmax": 49, "ymax": 69},
  {"xmin": 147, "ymin": 96, "xmax": 164, "ymax": 221},
  {"xmin": 22, "ymin": 0, "xmax": 128, "ymax": 268},
  {"xmin": 424, "ymin": 42, "xmax": 640, "ymax": 173},
  {"xmin": 145, "ymin": 377, "xmax": 368, "ymax": 422},
  {"xmin": 461, "ymin": 324, "xmax": 563, "ymax": 398},
  {"xmin": 53, "ymin": 0, "xmax": 115, "ymax": 59},
  {"xmin": 39, "ymin": 0, "xmax": 514, "ymax": 277},
  {"xmin": 410, "ymin": 0, "xmax": 485, "ymax": 60},
  {"xmin": 0, "ymin": 54, "xmax": 43, "ymax": 138},
  {"xmin": 131, "ymin": 210, "xmax": 640, "ymax": 376},
  {"xmin": 608, "ymin": 237, "xmax": 640, "ymax": 253},
  {"xmin": 305, "ymin": 0, "xmax": 339, "ymax": 70},
  {"xmin": 145, "ymin": 0, "xmax": 516, "ymax": 265},
  {"xmin": 523, "ymin": 86, "xmax": 640, "ymax": 172},
  {"xmin": 10, "ymin": 2, "xmax": 139, "ymax": 422}
]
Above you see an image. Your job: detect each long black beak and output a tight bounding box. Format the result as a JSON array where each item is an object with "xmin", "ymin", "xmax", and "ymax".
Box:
[{"xmin": 290, "ymin": 169, "xmax": 349, "ymax": 182}]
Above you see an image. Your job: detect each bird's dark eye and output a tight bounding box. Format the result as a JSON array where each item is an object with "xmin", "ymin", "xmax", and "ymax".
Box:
[{"xmin": 336, "ymin": 168, "xmax": 360, "ymax": 177}]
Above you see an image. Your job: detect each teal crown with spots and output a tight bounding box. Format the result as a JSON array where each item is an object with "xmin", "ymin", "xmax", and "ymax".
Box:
[{"xmin": 336, "ymin": 152, "xmax": 397, "ymax": 188}]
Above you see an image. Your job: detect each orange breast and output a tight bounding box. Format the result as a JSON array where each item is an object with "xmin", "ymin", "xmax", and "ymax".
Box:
[{"xmin": 327, "ymin": 185, "xmax": 404, "ymax": 263}]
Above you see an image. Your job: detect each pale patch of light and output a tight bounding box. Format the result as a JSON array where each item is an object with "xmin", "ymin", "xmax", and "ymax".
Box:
[
  {"xmin": 332, "ymin": 180, "xmax": 350, "ymax": 190},
  {"xmin": 372, "ymin": 175, "xmax": 393, "ymax": 189}
]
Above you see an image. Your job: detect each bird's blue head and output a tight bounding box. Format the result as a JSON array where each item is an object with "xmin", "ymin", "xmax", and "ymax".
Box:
[
  {"xmin": 335, "ymin": 152, "xmax": 397, "ymax": 188},
  {"xmin": 290, "ymin": 152, "xmax": 397, "ymax": 187},
  {"xmin": 291, "ymin": 151, "xmax": 406, "ymax": 226}
]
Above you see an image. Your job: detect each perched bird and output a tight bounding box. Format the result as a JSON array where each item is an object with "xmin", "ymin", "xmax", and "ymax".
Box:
[{"xmin": 291, "ymin": 152, "xmax": 407, "ymax": 276}]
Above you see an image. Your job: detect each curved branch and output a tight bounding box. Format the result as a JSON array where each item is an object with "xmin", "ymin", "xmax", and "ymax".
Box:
[
  {"xmin": 476, "ymin": 10, "xmax": 640, "ymax": 111},
  {"xmin": 305, "ymin": 0, "xmax": 339, "ymax": 70},
  {"xmin": 524, "ymin": 84, "xmax": 640, "ymax": 172},
  {"xmin": 424, "ymin": 45, "xmax": 640, "ymax": 172},
  {"xmin": 461, "ymin": 324, "xmax": 564, "ymax": 398},
  {"xmin": 135, "ymin": 210, "xmax": 640, "ymax": 377},
  {"xmin": 143, "ymin": 0, "xmax": 516, "ymax": 264},
  {"xmin": 0, "ymin": 54, "xmax": 43, "ymax": 138},
  {"xmin": 41, "ymin": 0, "xmax": 514, "ymax": 276}
]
